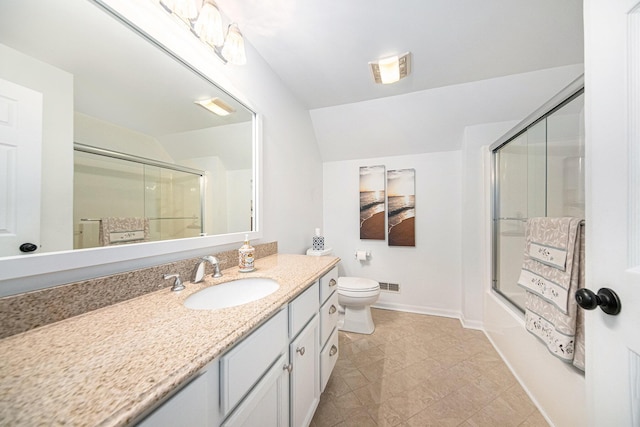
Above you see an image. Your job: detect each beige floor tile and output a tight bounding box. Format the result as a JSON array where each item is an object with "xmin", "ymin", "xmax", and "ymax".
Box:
[
  {"xmin": 366, "ymin": 403, "xmax": 404, "ymax": 426},
  {"xmin": 313, "ymin": 309, "xmax": 547, "ymax": 427},
  {"xmin": 520, "ymin": 409, "xmax": 550, "ymax": 426},
  {"xmin": 323, "ymin": 374, "xmax": 352, "ymax": 399},
  {"xmin": 341, "ymin": 368, "xmax": 370, "ymax": 391}
]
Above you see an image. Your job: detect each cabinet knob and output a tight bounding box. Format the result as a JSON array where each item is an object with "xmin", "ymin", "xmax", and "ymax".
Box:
[
  {"xmin": 283, "ymin": 363, "xmax": 293, "ymax": 373},
  {"xmin": 329, "ymin": 345, "xmax": 338, "ymax": 357},
  {"xmin": 329, "ymin": 278, "xmax": 337, "ymax": 287},
  {"xmin": 296, "ymin": 346, "xmax": 305, "ymax": 356},
  {"xmin": 328, "ymin": 305, "xmax": 337, "ymax": 315}
]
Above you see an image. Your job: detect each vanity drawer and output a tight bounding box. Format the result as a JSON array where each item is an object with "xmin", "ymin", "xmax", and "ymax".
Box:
[
  {"xmin": 289, "ymin": 281, "xmax": 319, "ymax": 339},
  {"xmin": 319, "ymin": 266, "xmax": 338, "ymax": 304},
  {"xmin": 320, "ymin": 328, "xmax": 339, "ymax": 393},
  {"xmin": 220, "ymin": 307, "xmax": 288, "ymax": 416},
  {"xmin": 319, "ymin": 290, "xmax": 339, "ymax": 346}
]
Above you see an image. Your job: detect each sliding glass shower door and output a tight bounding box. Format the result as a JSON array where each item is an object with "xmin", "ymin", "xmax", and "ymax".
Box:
[{"xmin": 492, "ymin": 87, "xmax": 585, "ymax": 312}]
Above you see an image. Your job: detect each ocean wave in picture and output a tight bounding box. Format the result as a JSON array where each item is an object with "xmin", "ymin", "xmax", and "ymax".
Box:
[
  {"xmin": 387, "ymin": 168, "xmax": 415, "ymax": 246},
  {"xmin": 360, "ymin": 165, "xmax": 386, "ymax": 240}
]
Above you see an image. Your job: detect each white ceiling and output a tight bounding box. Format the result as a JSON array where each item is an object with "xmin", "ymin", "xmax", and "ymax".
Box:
[{"xmin": 216, "ymin": 0, "xmax": 584, "ymax": 110}]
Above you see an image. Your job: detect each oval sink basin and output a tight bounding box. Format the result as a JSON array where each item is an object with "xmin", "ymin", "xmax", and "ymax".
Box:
[{"xmin": 184, "ymin": 278, "xmax": 280, "ymax": 310}]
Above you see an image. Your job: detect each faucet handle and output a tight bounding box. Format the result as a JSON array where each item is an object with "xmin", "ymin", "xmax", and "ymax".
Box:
[{"xmin": 164, "ymin": 273, "xmax": 185, "ymax": 292}]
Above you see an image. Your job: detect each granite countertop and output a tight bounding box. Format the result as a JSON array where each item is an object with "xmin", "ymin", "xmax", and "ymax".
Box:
[{"xmin": 0, "ymin": 253, "xmax": 339, "ymax": 426}]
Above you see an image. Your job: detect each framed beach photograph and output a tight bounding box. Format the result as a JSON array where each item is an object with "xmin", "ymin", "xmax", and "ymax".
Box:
[
  {"xmin": 359, "ymin": 165, "xmax": 386, "ymax": 240},
  {"xmin": 387, "ymin": 169, "xmax": 415, "ymax": 246}
]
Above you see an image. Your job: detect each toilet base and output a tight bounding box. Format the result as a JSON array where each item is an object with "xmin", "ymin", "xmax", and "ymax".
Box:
[{"xmin": 338, "ymin": 305, "xmax": 375, "ymax": 334}]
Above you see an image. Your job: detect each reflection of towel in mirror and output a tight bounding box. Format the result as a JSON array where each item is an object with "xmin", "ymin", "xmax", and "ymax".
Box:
[
  {"xmin": 99, "ymin": 217, "xmax": 150, "ymax": 246},
  {"xmin": 517, "ymin": 217, "xmax": 585, "ymax": 371}
]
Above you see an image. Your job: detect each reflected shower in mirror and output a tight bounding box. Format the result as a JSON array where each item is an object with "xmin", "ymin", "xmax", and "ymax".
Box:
[{"xmin": 0, "ymin": 0, "xmax": 256, "ymax": 257}]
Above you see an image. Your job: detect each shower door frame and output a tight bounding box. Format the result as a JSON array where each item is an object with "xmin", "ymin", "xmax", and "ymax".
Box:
[{"xmin": 490, "ymin": 75, "xmax": 585, "ymax": 312}]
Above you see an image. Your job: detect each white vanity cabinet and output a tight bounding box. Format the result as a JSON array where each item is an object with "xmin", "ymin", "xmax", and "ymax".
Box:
[
  {"xmin": 136, "ymin": 265, "xmax": 340, "ymax": 427},
  {"xmin": 137, "ymin": 363, "xmax": 218, "ymax": 427},
  {"xmin": 288, "ymin": 283, "xmax": 320, "ymax": 427},
  {"xmin": 221, "ymin": 353, "xmax": 289, "ymax": 427},
  {"xmin": 318, "ymin": 266, "xmax": 339, "ymax": 392}
]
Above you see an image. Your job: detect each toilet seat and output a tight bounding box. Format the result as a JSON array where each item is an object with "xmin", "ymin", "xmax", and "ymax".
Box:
[{"xmin": 337, "ymin": 277, "xmax": 379, "ymax": 292}]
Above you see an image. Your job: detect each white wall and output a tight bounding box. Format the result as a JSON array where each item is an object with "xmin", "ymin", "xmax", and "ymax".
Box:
[
  {"xmin": 461, "ymin": 121, "xmax": 518, "ymax": 327},
  {"xmin": 0, "ymin": 43, "xmax": 74, "ymax": 253},
  {"xmin": 323, "ymin": 151, "xmax": 462, "ymax": 318}
]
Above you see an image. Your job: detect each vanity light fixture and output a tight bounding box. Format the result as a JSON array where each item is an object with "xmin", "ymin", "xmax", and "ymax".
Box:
[
  {"xmin": 192, "ymin": 0, "xmax": 224, "ymax": 47},
  {"xmin": 220, "ymin": 24, "xmax": 247, "ymax": 65},
  {"xmin": 159, "ymin": 0, "xmax": 247, "ymax": 65},
  {"xmin": 369, "ymin": 52, "xmax": 411, "ymax": 84},
  {"xmin": 195, "ymin": 97, "xmax": 235, "ymax": 116}
]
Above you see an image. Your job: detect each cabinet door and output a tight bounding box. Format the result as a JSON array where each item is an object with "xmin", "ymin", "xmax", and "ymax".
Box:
[
  {"xmin": 136, "ymin": 371, "xmax": 210, "ymax": 427},
  {"xmin": 222, "ymin": 353, "xmax": 290, "ymax": 427},
  {"xmin": 290, "ymin": 315, "xmax": 319, "ymax": 427}
]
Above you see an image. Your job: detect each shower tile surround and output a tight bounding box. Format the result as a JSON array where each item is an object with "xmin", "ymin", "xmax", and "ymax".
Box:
[{"xmin": 0, "ymin": 241, "xmax": 278, "ymax": 339}]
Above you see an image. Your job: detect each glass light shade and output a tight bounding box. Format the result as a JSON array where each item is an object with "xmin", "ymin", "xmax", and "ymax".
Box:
[
  {"xmin": 159, "ymin": 0, "xmax": 176, "ymax": 12},
  {"xmin": 221, "ymin": 24, "xmax": 247, "ymax": 65},
  {"xmin": 172, "ymin": 0, "xmax": 199, "ymax": 21},
  {"xmin": 193, "ymin": 1, "xmax": 224, "ymax": 47},
  {"xmin": 378, "ymin": 56, "xmax": 400, "ymax": 84}
]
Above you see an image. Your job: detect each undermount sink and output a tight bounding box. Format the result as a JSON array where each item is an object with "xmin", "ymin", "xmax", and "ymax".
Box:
[{"xmin": 184, "ymin": 278, "xmax": 280, "ymax": 310}]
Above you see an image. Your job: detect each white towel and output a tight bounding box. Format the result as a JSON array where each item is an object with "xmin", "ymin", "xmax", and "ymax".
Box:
[
  {"xmin": 518, "ymin": 217, "xmax": 585, "ymax": 370},
  {"xmin": 99, "ymin": 217, "xmax": 150, "ymax": 246}
]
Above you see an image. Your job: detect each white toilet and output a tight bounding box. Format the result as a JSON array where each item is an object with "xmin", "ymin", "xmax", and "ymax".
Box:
[{"xmin": 337, "ymin": 277, "xmax": 380, "ymax": 334}]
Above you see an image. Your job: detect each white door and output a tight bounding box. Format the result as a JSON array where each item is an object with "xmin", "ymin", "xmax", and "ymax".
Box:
[
  {"xmin": 0, "ymin": 78, "xmax": 42, "ymax": 257},
  {"xmin": 585, "ymin": 0, "xmax": 640, "ymax": 425}
]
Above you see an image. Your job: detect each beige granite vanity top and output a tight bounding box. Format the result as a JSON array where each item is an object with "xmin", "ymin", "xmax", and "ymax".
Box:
[{"xmin": 0, "ymin": 253, "xmax": 339, "ymax": 426}]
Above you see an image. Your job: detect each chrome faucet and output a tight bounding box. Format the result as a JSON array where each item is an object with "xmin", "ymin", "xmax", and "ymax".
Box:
[
  {"xmin": 193, "ymin": 255, "xmax": 222, "ymax": 283},
  {"xmin": 164, "ymin": 273, "xmax": 185, "ymax": 292}
]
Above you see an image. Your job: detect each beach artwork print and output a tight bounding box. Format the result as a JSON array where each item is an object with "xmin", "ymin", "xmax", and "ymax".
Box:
[
  {"xmin": 387, "ymin": 168, "xmax": 416, "ymax": 246},
  {"xmin": 359, "ymin": 165, "xmax": 386, "ymax": 240}
]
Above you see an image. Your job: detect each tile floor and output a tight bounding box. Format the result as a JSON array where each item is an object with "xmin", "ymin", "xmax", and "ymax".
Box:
[{"xmin": 311, "ymin": 308, "xmax": 549, "ymax": 427}]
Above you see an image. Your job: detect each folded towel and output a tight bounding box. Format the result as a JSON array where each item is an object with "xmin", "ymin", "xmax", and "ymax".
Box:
[
  {"xmin": 99, "ymin": 217, "xmax": 150, "ymax": 246},
  {"xmin": 518, "ymin": 217, "xmax": 581, "ymax": 313},
  {"xmin": 518, "ymin": 217, "xmax": 585, "ymax": 370}
]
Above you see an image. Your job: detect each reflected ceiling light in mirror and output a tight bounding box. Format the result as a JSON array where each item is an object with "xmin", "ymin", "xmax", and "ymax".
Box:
[
  {"xmin": 369, "ymin": 52, "xmax": 411, "ymax": 84},
  {"xmin": 220, "ymin": 24, "xmax": 247, "ymax": 65},
  {"xmin": 195, "ymin": 97, "xmax": 236, "ymax": 116},
  {"xmin": 159, "ymin": 0, "xmax": 247, "ymax": 66}
]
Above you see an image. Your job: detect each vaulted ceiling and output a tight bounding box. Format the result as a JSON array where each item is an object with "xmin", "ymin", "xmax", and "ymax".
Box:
[{"xmin": 216, "ymin": 0, "xmax": 584, "ymax": 110}]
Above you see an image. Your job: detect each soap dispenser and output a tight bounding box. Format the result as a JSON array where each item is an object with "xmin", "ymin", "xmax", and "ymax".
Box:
[{"xmin": 238, "ymin": 234, "xmax": 255, "ymax": 272}]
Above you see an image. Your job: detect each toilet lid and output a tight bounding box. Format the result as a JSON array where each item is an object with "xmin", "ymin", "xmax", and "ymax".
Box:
[{"xmin": 337, "ymin": 277, "xmax": 379, "ymax": 292}]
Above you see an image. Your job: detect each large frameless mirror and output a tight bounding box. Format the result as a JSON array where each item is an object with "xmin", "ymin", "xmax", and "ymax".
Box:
[{"xmin": 0, "ymin": 0, "xmax": 256, "ymax": 258}]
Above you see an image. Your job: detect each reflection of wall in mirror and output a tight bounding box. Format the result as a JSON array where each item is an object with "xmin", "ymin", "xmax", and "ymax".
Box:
[
  {"xmin": 159, "ymin": 123, "xmax": 253, "ymax": 235},
  {"xmin": 0, "ymin": 43, "xmax": 74, "ymax": 253}
]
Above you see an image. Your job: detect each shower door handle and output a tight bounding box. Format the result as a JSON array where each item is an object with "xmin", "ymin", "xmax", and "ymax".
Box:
[{"xmin": 575, "ymin": 288, "xmax": 621, "ymax": 315}]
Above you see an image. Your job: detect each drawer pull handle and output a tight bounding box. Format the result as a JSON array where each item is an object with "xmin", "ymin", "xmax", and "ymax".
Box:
[
  {"xmin": 329, "ymin": 345, "xmax": 338, "ymax": 357},
  {"xmin": 296, "ymin": 346, "xmax": 306, "ymax": 356},
  {"xmin": 329, "ymin": 278, "xmax": 337, "ymax": 287},
  {"xmin": 283, "ymin": 363, "xmax": 293, "ymax": 373},
  {"xmin": 328, "ymin": 305, "xmax": 337, "ymax": 315}
]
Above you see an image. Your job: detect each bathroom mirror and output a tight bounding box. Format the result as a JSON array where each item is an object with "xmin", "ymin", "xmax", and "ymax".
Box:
[{"xmin": 0, "ymin": 0, "xmax": 257, "ymax": 258}]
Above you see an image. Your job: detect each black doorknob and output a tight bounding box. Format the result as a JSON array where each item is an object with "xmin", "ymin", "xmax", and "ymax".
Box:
[
  {"xmin": 19, "ymin": 243, "xmax": 38, "ymax": 253},
  {"xmin": 575, "ymin": 288, "xmax": 621, "ymax": 315}
]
